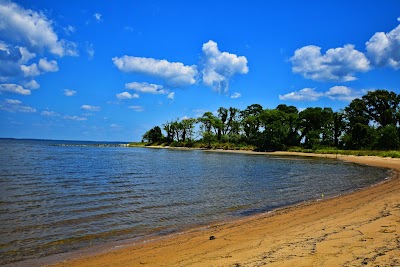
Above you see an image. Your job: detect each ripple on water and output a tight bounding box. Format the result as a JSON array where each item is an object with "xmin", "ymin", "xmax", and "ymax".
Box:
[{"xmin": 0, "ymin": 140, "xmax": 390, "ymax": 265}]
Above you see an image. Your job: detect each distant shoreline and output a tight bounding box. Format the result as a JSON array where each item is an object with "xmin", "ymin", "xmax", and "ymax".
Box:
[{"xmin": 47, "ymin": 152, "xmax": 400, "ymax": 267}]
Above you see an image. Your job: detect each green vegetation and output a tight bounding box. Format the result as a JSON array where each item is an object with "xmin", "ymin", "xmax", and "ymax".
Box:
[{"xmin": 138, "ymin": 90, "xmax": 400, "ymax": 157}]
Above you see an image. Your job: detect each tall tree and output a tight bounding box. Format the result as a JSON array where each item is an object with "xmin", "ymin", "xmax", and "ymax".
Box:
[
  {"xmin": 163, "ymin": 121, "xmax": 173, "ymax": 143},
  {"xmin": 181, "ymin": 118, "xmax": 196, "ymax": 142},
  {"xmin": 362, "ymin": 90, "xmax": 400, "ymax": 127},
  {"xmin": 276, "ymin": 104, "xmax": 300, "ymax": 146},
  {"xmin": 142, "ymin": 126, "xmax": 164, "ymax": 143},
  {"xmin": 345, "ymin": 98, "xmax": 369, "ymax": 127},
  {"xmin": 240, "ymin": 104, "xmax": 263, "ymax": 143},
  {"xmin": 258, "ymin": 109, "xmax": 290, "ymax": 150}
]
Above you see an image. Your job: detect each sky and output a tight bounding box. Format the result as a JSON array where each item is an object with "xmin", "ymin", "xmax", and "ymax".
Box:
[{"xmin": 0, "ymin": 0, "xmax": 399, "ymax": 141}]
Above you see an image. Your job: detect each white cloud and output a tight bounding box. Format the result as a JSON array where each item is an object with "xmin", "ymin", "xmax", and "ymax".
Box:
[
  {"xmin": 325, "ymin": 86, "xmax": 361, "ymax": 101},
  {"xmin": 64, "ymin": 115, "xmax": 87, "ymax": 121},
  {"xmin": 41, "ymin": 110, "xmax": 60, "ymax": 116},
  {"xmin": 19, "ymin": 46, "xmax": 36, "ymax": 62},
  {"xmin": 366, "ymin": 24, "xmax": 400, "ymax": 69},
  {"xmin": 125, "ymin": 81, "xmax": 168, "ymax": 94},
  {"xmin": 279, "ymin": 88, "xmax": 323, "ymax": 101},
  {"xmin": 0, "ymin": 1, "xmax": 78, "ymax": 57},
  {"xmin": 5, "ymin": 99, "xmax": 21, "ymax": 104},
  {"xmin": 64, "ymin": 89, "xmax": 76, "ymax": 96},
  {"xmin": 0, "ymin": 83, "xmax": 31, "ymax": 95},
  {"xmin": 38, "ymin": 58, "xmax": 58, "ymax": 72},
  {"xmin": 112, "ymin": 56, "xmax": 198, "ymax": 86},
  {"xmin": 167, "ymin": 92, "xmax": 175, "ymax": 100},
  {"xmin": 81, "ymin": 105, "xmax": 101, "ymax": 111},
  {"xmin": 290, "ymin": 44, "xmax": 370, "ymax": 81},
  {"xmin": 279, "ymin": 86, "xmax": 362, "ymax": 102},
  {"xmin": 128, "ymin": 105, "xmax": 144, "ymax": 112},
  {"xmin": 86, "ymin": 43, "xmax": 95, "ymax": 60},
  {"xmin": 24, "ymin": 80, "xmax": 40, "ymax": 89},
  {"xmin": 124, "ymin": 26, "xmax": 133, "ymax": 32},
  {"xmin": 94, "ymin": 13, "xmax": 102, "ymax": 22},
  {"xmin": 0, "ymin": 98, "xmax": 36, "ymax": 112},
  {"xmin": 230, "ymin": 92, "xmax": 242, "ymax": 99},
  {"xmin": 116, "ymin": 91, "xmax": 140, "ymax": 99},
  {"xmin": 201, "ymin": 40, "xmax": 249, "ymax": 93},
  {"xmin": 64, "ymin": 25, "xmax": 75, "ymax": 35},
  {"xmin": 110, "ymin": 124, "xmax": 121, "ymax": 128},
  {"xmin": 21, "ymin": 63, "xmax": 40, "ymax": 77}
]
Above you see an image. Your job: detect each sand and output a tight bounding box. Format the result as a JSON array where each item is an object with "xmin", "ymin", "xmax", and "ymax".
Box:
[{"xmin": 51, "ymin": 152, "xmax": 400, "ymax": 267}]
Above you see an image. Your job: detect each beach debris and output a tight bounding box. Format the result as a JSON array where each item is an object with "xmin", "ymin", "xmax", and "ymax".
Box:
[{"xmin": 209, "ymin": 235, "xmax": 216, "ymax": 240}]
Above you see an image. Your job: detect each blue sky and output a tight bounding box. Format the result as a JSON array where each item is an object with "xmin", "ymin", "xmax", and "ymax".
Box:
[{"xmin": 0, "ymin": 0, "xmax": 399, "ymax": 141}]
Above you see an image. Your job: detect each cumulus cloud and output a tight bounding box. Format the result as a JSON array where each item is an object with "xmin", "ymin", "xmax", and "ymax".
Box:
[
  {"xmin": 0, "ymin": 1, "xmax": 78, "ymax": 57},
  {"xmin": 325, "ymin": 86, "xmax": 361, "ymax": 101},
  {"xmin": 38, "ymin": 58, "xmax": 58, "ymax": 72},
  {"xmin": 230, "ymin": 92, "xmax": 242, "ymax": 99},
  {"xmin": 0, "ymin": 98, "xmax": 36, "ymax": 112},
  {"xmin": 366, "ymin": 24, "xmax": 400, "ymax": 69},
  {"xmin": 279, "ymin": 88, "xmax": 323, "ymax": 101},
  {"xmin": 112, "ymin": 56, "xmax": 198, "ymax": 86},
  {"xmin": 128, "ymin": 105, "xmax": 144, "ymax": 112},
  {"xmin": 116, "ymin": 91, "xmax": 139, "ymax": 99},
  {"xmin": 125, "ymin": 81, "xmax": 168, "ymax": 94},
  {"xmin": 167, "ymin": 92, "xmax": 175, "ymax": 100},
  {"xmin": 290, "ymin": 45, "xmax": 370, "ymax": 82},
  {"xmin": 201, "ymin": 40, "xmax": 249, "ymax": 93},
  {"xmin": 24, "ymin": 80, "xmax": 40, "ymax": 89},
  {"xmin": 279, "ymin": 86, "xmax": 362, "ymax": 102},
  {"xmin": 21, "ymin": 63, "xmax": 40, "ymax": 77},
  {"xmin": 81, "ymin": 105, "xmax": 101, "ymax": 111},
  {"xmin": 64, "ymin": 89, "xmax": 76, "ymax": 96},
  {"xmin": 0, "ymin": 83, "xmax": 31, "ymax": 95},
  {"xmin": 0, "ymin": 42, "xmax": 32, "ymax": 80}
]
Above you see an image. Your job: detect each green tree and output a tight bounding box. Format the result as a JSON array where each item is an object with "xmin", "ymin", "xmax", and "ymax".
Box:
[
  {"xmin": 240, "ymin": 104, "xmax": 263, "ymax": 144},
  {"xmin": 163, "ymin": 121, "xmax": 174, "ymax": 143},
  {"xmin": 142, "ymin": 126, "xmax": 164, "ymax": 143},
  {"xmin": 258, "ymin": 109, "xmax": 289, "ymax": 150},
  {"xmin": 343, "ymin": 123, "xmax": 377, "ymax": 149},
  {"xmin": 198, "ymin": 112, "xmax": 221, "ymax": 141},
  {"xmin": 181, "ymin": 118, "xmax": 196, "ymax": 142},
  {"xmin": 362, "ymin": 90, "xmax": 400, "ymax": 127},
  {"xmin": 299, "ymin": 107, "xmax": 331, "ymax": 148},
  {"xmin": 276, "ymin": 104, "xmax": 300, "ymax": 146},
  {"xmin": 376, "ymin": 125, "xmax": 399, "ymax": 150},
  {"xmin": 332, "ymin": 111, "xmax": 346, "ymax": 147}
]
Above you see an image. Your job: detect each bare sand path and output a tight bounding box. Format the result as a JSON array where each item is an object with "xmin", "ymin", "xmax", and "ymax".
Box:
[{"xmin": 52, "ymin": 152, "xmax": 400, "ymax": 267}]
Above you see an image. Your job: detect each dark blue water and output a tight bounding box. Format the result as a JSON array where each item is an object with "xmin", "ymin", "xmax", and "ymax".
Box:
[{"xmin": 0, "ymin": 139, "xmax": 390, "ymax": 265}]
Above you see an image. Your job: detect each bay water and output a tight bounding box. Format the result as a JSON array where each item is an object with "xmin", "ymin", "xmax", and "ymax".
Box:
[{"xmin": 0, "ymin": 139, "xmax": 390, "ymax": 265}]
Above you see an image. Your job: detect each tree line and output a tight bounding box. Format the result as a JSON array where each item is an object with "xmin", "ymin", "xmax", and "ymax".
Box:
[{"xmin": 142, "ymin": 90, "xmax": 400, "ymax": 151}]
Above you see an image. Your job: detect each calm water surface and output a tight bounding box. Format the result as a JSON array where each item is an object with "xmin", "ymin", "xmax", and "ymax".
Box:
[{"xmin": 0, "ymin": 139, "xmax": 390, "ymax": 265}]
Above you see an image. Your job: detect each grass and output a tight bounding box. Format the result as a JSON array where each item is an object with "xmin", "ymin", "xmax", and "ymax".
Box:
[
  {"xmin": 128, "ymin": 141, "xmax": 256, "ymax": 151},
  {"xmin": 287, "ymin": 147, "xmax": 400, "ymax": 158},
  {"xmin": 129, "ymin": 142, "xmax": 400, "ymax": 158}
]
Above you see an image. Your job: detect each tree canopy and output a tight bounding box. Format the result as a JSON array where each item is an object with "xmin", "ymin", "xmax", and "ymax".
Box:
[{"xmin": 142, "ymin": 90, "xmax": 400, "ymax": 151}]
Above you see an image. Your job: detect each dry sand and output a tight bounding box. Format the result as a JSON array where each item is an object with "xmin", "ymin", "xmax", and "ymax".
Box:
[{"xmin": 51, "ymin": 152, "xmax": 400, "ymax": 267}]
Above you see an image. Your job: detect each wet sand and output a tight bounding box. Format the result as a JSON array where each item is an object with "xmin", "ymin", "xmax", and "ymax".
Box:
[{"xmin": 51, "ymin": 152, "xmax": 400, "ymax": 267}]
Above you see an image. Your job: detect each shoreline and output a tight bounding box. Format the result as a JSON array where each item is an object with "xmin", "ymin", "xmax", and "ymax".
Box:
[{"xmin": 33, "ymin": 151, "xmax": 400, "ymax": 266}]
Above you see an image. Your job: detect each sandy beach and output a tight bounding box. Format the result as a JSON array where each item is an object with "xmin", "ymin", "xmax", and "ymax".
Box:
[{"xmin": 51, "ymin": 152, "xmax": 400, "ymax": 267}]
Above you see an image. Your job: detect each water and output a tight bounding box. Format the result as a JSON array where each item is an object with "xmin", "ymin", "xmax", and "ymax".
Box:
[{"xmin": 0, "ymin": 139, "xmax": 390, "ymax": 265}]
